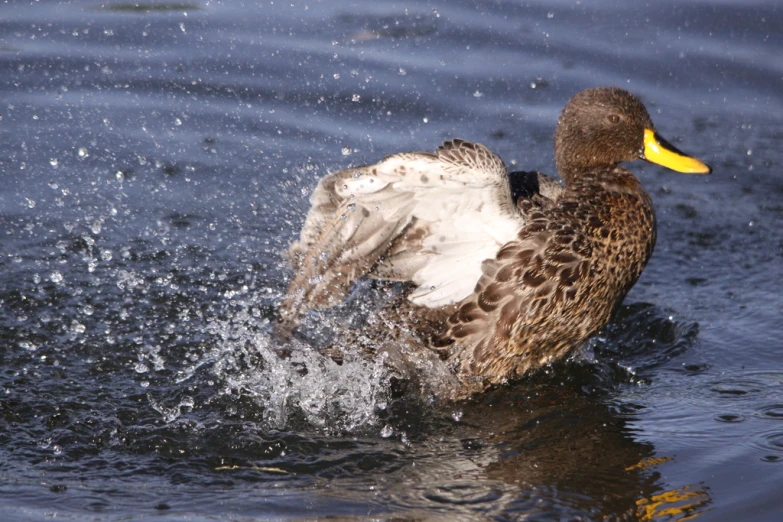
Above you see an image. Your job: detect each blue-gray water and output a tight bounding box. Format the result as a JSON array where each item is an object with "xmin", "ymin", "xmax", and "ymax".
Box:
[{"xmin": 1, "ymin": 1, "xmax": 782, "ymax": 520}]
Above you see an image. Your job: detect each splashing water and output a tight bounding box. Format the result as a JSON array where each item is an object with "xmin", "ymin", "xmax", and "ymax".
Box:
[{"xmin": 151, "ymin": 304, "xmax": 392, "ymax": 433}]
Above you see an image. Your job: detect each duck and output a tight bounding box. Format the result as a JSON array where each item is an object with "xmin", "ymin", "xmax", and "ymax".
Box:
[{"xmin": 278, "ymin": 87, "xmax": 711, "ymax": 399}]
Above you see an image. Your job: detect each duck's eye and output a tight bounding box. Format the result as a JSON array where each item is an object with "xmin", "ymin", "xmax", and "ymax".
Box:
[{"xmin": 607, "ymin": 114, "xmax": 621, "ymax": 124}]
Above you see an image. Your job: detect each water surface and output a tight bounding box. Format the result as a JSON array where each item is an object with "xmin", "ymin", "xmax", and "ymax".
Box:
[{"xmin": 1, "ymin": 1, "xmax": 782, "ymax": 520}]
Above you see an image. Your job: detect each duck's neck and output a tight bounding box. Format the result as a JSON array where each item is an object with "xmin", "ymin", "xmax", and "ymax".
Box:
[
  {"xmin": 561, "ymin": 164, "xmax": 643, "ymax": 195},
  {"xmin": 555, "ymin": 155, "xmax": 622, "ymax": 186},
  {"xmin": 561, "ymin": 164, "xmax": 657, "ymax": 289}
]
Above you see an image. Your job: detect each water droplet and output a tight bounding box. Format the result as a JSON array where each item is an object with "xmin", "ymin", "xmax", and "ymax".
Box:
[
  {"xmin": 135, "ymin": 363, "xmax": 150, "ymax": 374},
  {"xmin": 78, "ymin": 147, "xmax": 88, "ymax": 158},
  {"xmin": 380, "ymin": 424, "xmax": 394, "ymax": 438},
  {"xmin": 473, "ymin": 90, "xmax": 483, "ymax": 98},
  {"xmin": 451, "ymin": 410, "xmax": 463, "ymax": 422},
  {"xmin": 351, "ymin": 94, "xmax": 360, "ymax": 102},
  {"xmin": 341, "ymin": 147, "xmax": 352, "ymax": 156},
  {"xmin": 70, "ymin": 321, "xmax": 86, "ymax": 335},
  {"xmin": 49, "ymin": 158, "xmax": 59, "ymax": 167},
  {"xmin": 50, "ymin": 271, "xmax": 63, "ymax": 284}
]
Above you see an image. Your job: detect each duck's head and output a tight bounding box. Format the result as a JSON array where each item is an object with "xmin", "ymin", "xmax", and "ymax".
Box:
[{"xmin": 554, "ymin": 87, "xmax": 711, "ymax": 183}]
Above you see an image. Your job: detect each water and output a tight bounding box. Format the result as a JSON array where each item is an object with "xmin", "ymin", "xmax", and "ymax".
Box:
[{"xmin": 1, "ymin": 0, "xmax": 782, "ymax": 519}]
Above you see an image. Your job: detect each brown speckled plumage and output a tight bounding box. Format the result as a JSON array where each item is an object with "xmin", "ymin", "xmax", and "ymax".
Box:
[
  {"xmin": 438, "ymin": 163, "xmax": 656, "ymax": 396},
  {"xmin": 279, "ymin": 87, "xmax": 711, "ymax": 400}
]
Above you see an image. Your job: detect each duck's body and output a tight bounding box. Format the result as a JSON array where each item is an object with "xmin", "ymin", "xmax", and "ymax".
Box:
[
  {"xmin": 441, "ymin": 161, "xmax": 657, "ymax": 395},
  {"xmin": 279, "ymin": 87, "xmax": 710, "ymax": 399}
]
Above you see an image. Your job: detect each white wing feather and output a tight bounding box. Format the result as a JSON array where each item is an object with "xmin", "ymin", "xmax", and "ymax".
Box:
[{"xmin": 281, "ymin": 139, "xmax": 524, "ymax": 324}]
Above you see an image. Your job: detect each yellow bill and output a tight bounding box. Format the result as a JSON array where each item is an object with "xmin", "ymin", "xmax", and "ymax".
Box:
[{"xmin": 642, "ymin": 129, "xmax": 711, "ymax": 174}]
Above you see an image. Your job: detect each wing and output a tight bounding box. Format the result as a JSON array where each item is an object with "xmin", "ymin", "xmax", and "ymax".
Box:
[
  {"xmin": 508, "ymin": 170, "xmax": 564, "ymax": 204},
  {"xmin": 437, "ymin": 212, "xmax": 597, "ymax": 394},
  {"xmin": 279, "ymin": 139, "xmax": 527, "ymax": 327}
]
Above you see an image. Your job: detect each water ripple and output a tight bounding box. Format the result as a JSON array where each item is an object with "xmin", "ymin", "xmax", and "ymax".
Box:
[{"xmin": 755, "ymin": 404, "xmax": 783, "ymax": 421}]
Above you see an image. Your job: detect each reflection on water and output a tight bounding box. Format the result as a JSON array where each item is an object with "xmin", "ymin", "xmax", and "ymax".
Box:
[
  {"xmin": 1, "ymin": 0, "xmax": 783, "ymax": 519},
  {"xmin": 303, "ymin": 363, "xmax": 713, "ymax": 520},
  {"xmin": 467, "ymin": 384, "xmax": 713, "ymax": 520}
]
